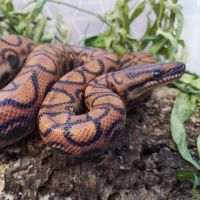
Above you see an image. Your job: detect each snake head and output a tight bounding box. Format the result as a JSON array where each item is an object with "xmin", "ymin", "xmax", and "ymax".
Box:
[{"xmin": 117, "ymin": 62, "xmax": 186, "ymax": 100}]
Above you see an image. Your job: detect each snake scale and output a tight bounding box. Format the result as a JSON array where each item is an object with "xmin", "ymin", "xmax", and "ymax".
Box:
[{"xmin": 0, "ymin": 35, "xmax": 185, "ymax": 155}]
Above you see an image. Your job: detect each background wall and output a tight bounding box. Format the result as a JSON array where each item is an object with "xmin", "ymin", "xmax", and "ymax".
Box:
[
  {"xmin": 180, "ymin": 0, "xmax": 200, "ymax": 74},
  {"xmin": 14, "ymin": 0, "xmax": 200, "ymax": 74}
]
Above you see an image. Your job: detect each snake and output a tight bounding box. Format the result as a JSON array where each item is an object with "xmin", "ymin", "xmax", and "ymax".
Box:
[{"xmin": 0, "ymin": 35, "xmax": 185, "ymax": 155}]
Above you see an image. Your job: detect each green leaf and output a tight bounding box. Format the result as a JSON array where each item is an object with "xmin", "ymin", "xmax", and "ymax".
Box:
[
  {"xmin": 112, "ymin": 43, "xmax": 128, "ymax": 55},
  {"xmin": 176, "ymin": 169, "xmax": 200, "ymax": 182},
  {"xmin": 191, "ymin": 79, "xmax": 200, "ymax": 91},
  {"xmin": 178, "ymin": 40, "xmax": 188, "ymax": 61},
  {"xmin": 177, "ymin": 169, "xmax": 200, "ymax": 200},
  {"xmin": 119, "ymin": 28, "xmax": 127, "ymax": 44},
  {"xmin": 174, "ymin": 74, "xmax": 200, "ymax": 94},
  {"xmin": 149, "ymin": 36, "xmax": 167, "ymax": 55},
  {"xmin": 0, "ymin": 0, "xmax": 69, "ymax": 43},
  {"xmin": 179, "ymin": 74, "xmax": 196, "ymax": 84},
  {"xmin": 192, "ymin": 174, "xmax": 200, "ymax": 200},
  {"xmin": 104, "ymin": 35, "xmax": 114, "ymax": 50},
  {"xmin": 84, "ymin": 36, "xmax": 100, "ymax": 47},
  {"xmin": 172, "ymin": 92, "xmax": 197, "ymax": 123},
  {"xmin": 1, "ymin": 0, "xmax": 14, "ymax": 12},
  {"xmin": 41, "ymin": 20, "xmax": 56, "ymax": 43},
  {"xmin": 174, "ymin": 82, "xmax": 200, "ymax": 94},
  {"xmin": 130, "ymin": 0, "xmax": 146, "ymax": 22},
  {"xmin": 163, "ymin": 1, "xmax": 183, "ymax": 38},
  {"xmin": 56, "ymin": 13, "xmax": 68, "ymax": 44},
  {"xmin": 157, "ymin": 28, "xmax": 178, "ymax": 51},
  {"xmin": 26, "ymin": 0, "xmax": 47, "ymax": 22},
  {"xmin": 156, "ymin": 0, "xmax": 164, "ymax": 28},
  {"xmin": 116, "ymin": 0, "xmax": 130, "ymax": 32},
  {"xmin": 171, "ymin": 92, "xmax": 200, "ymax": 170},
  {"xmin": 33, "ymin": 17, "xmax": 47, "ymax": 43},
  {"xmin": 15, "ymin": 21, "xmax": 27, "ymax": 34}
]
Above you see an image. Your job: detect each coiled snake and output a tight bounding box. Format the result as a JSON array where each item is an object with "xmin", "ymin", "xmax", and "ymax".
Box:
[{"xmin": 0, "ymin": 35, "xmax": 185, "ymax": 155}]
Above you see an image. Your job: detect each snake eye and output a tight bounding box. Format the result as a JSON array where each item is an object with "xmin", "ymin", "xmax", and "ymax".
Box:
[{"xmin": 153, "ymin": 70, "xmax": 162, "ymax": 78}]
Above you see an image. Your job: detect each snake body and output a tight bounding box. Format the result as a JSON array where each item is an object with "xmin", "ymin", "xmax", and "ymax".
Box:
[{"xmin": 0, "ymin": 35, "xmax": 185, "ymax": 155}]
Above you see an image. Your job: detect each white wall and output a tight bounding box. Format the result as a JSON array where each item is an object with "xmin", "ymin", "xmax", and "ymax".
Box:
[
  {"xmin": 180, "ymin": 0, "xmax": 200, "ymax": 74},
  {"xmin": 13, "ymin": 0, "xmax": 200, "ymax": 74}
]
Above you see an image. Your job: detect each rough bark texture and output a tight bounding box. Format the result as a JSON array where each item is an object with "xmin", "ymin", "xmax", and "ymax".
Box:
[{"xmin": 0, "ymin": 86, "xmax": 199, "ymax": 200}]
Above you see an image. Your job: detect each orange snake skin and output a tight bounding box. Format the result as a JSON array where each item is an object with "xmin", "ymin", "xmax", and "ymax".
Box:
[{"xmin": 0, "ymin": 35, "xmax": 185, "ymax": 155}]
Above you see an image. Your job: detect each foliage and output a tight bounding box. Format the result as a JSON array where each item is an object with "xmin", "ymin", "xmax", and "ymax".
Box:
[
  {"xmin": 176, "ymin": 169, "xmax": 200, "ymax": 200},
  {"xmin": 171, "ymin": 74, "xmax": 200, "ymax": 199},
  {"xmin": 0, "ymin": 0, "xmax": 186, "ymax": 61},
  {"xmin": 85, "ymin": 0, "xmax": 146, "ymax": 55},
  {"xmin": 83, "ymin": 0, "xmax": 186, "ymax": 62},
  {"xmin": 171, "ymin": 89, "xmax": 199, "ymax": 170},
  {"xmin": 171, "ymin": 73, "xmax": 200, "ymax": 169},
  {"xmin": 0, "ymin": 0, "xmax": 68, "ymax": 43}
]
